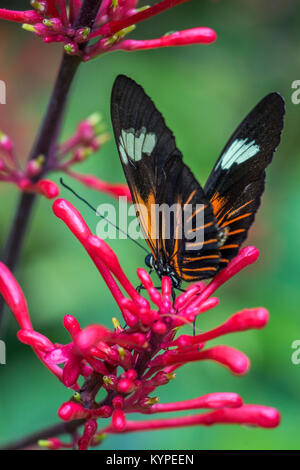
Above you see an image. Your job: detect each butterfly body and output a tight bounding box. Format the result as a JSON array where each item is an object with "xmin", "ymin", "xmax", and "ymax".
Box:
[{"xmin": 111, "ymin": 76, "xmax": 285, "ymax": 287}]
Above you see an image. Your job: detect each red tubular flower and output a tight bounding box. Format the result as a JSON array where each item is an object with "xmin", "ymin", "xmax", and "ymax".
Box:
[
  {"xmin": 38, "ymin": 437, "xmax": 74, "ymax": 450},
  {"xmin": 101, "ymin": 405, "xmax": 280, "ymax": 434},
  {"xmin": 65, "ymin": 171, "xmax": 132, "ymax": 200},
  {"xmin": 0, "ymin": 262, "xmax": 32, "ymax": 330},
  {"xmin": 148, "ymin": 345, "xmax": 250, "ymax": 376},
  {"xmin": 18, "ymin": 178, "xmax": 60, "ymax": 199},
  {"xmin": 111, "ymin": 27, "xmax": 217, "ymax": 53},
  {"xmin": 0, "ymin": 1, "xmax": 217, "ymax": 61},
  {"xmin": 78, "ymin": 419, "xmax": 98, "ymax": 450},
  {"xmin": 148, "ymin": 393, "xmax": 243, "ymax": 413},
  {"xmin": 112, "ymin": 409, "xmax": 127, "ymax": 431},
  {"xmin": 95, "ymin": 0, "xmax": 191, "ymax": 37},
  {"xmin": 168, "ymin": 308, "xmax": 269, "ymax": 348},
  {"xmin": 0, "ymin": 9, "xmax": 42, "ymax": 24},
  {"xmin": 0, "ymin": 199, "xmax": 280, "ymax": 449},
  {"xmin": 17, "ymin": 329, "xmax": 54, "ymax": 352}
]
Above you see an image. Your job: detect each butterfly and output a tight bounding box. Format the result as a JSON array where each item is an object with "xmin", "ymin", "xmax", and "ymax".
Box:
[{"xmin": 111, "ymin": 75, "xmax": 285, "ymax": 289}]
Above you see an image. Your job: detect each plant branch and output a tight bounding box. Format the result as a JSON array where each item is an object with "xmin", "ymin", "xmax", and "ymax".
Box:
[
  {"xmin": 1, "ymin": 419, "xmax": 85, "ymax": 450},
  {"xmin": 0, "ymin": 0, "xmax": 103, "ymax": 332}
]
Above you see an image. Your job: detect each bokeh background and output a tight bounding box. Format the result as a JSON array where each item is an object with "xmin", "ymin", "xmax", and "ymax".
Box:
[{"xmin": 0, "ymin": 0, "xmax": 300, "ymax": 450}]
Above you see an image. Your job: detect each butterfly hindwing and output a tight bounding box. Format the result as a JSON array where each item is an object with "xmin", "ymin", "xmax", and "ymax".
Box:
[
  {"xmin": 111, "ymin": 75, "xmax": 221, "ymax": 277},
  {"xmin": 157, "ymin": 158, "xmax": 221, "ymax": 281},
  {"xmin": 204, "ymin": 92, "xmax": 285, "ymax": 268}
]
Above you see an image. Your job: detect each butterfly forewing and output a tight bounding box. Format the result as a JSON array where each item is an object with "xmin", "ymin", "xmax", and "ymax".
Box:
[
  {"xmin": 204, "ymin": 92, "xmax": 285, "ymax": 268},
  {"xmin": 111, "ymin": 75, "xmax": 221, "ymax": 278},
  {"xmin": 111, "ymin": 76, "xmax": 285, "ymax": 284}
]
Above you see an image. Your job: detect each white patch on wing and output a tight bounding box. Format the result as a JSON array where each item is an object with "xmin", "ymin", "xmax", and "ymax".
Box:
[
  {"xmin": 217, "ymin": 138, "xmax": 260, "ymax": 170},
  {"xmin": 119, "ymin": 127, "xmax": 156, "ymax": 165}
]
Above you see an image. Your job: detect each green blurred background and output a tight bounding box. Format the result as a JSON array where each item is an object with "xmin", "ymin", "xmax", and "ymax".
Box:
[{"xmin": 0, "ymin": 0, "xmax": 300, "ymax": 450}]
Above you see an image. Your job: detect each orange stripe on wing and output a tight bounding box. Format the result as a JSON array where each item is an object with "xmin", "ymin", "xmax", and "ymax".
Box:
[
  {"xmin": 188, "ymin": 221, "xmax": 214, "ymax": 234},
  {"xmin": 186, "ymin": 238, "xmax": 218, "ymax": 249},
  {"xmin": 181, "ymin": 266, "xmax": 218, "ymax": 273},
  {"xmin": 184, "ymin": 189, "xmax": 197, "ymax": 207},
  {"xmin": 220, "ymin": 244, "xmax": 239, "ymax": 250},
  {"xmin": 228, "ymin": 228, "xmax": 246, "ymax": 236},
  {"xmin": 186, "ymin": 204, "xmax": 206, "ymax": 224},
  {"xmin": 221, "ymin": 213, "xmax": 252, "ymax": 228},
  {"xmin": 171, "ymin": 196, "xmax": 184, "ymax": 277},
  {"xmin": 228, "ymin": 199, "xmax": 254, "ymax": 218},
  {"xmin": 183, "ymin": 254, "xmax": 219, "ymax": 263}
]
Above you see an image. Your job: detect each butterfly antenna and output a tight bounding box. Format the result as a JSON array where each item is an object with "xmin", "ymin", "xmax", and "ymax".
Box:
[{"xmin": 60, "ymin": 178, "xmax": 149, "ymax": 254}]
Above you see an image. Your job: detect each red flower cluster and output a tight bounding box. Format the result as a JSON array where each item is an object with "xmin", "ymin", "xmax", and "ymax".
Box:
[
  {"xmin": 0, "ymin": 1, "xmax": 217, "ymax": 60},
  {"xmin": 53, "ymin": 113, "xmax": 131, "ymax": 199},
  {"xmin": 0, "ymin": 131, "xmax": 59, "ymax": 198},
  {"xmin": 0, "ymin": 198, "xmax": 280, "ymax": 450},
  {"xmin": 0, "ymin": 114, "xmax": 130, "ymax": 200}
]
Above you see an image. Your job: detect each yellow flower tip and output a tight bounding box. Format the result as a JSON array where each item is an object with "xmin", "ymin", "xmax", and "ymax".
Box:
[
  {"xmin": 97, "ymin": 133, "xmax": 110, "ymax": 146},
  {"xmin": 22, "ymin": 24, "xmax": 36, "ymax": 33},
  {"xmin": 111, "ymin": 0, "xmax": 118, "ymax": 12},
  {"xmin": 43, "ymin": 19, "xmax": 53, "ymax": 27},
  {"xmin": 94, "ymin": 122, "xmax": 106, "ymax": 135},
  {"xmin": 105, "ymin": 34, "xmax": 118, "ymax": 46},
  {"xmin": 64, "ymin": 44, "xmax": 77, "ymax": 55},
  {"xmin": 105, "ymin": 25, "xmax": 136, "ymax": 46},
  {"xmin": 122, "ymin": 25, "xmax": 136, "ymax": 36},
  {"xmin": 73, "ymin": 391, "xmax": 81, "ymax": 402},
  {"xmin": 82, "ymin": 147, "xmax": 93, "ymax": 159},
  {"xmin": 112, "ymin": 317, "xmax": 122, "ymax": 331},
  {"xmin": 136, "ymin": 5, "xmax": 150, "ymax": 12},
  {"xmin": 87, "ymin": 112, "xmax": 102, "ymax": 127},
  {"xmin": 103, "ymin": 375, "xmax": 113, "ymax": 385},
  {"xmin": 94, "ymin": 433, "xmax": 107, "ymax": 443},
  {"xmin": 81, "ymin": 27, "xmax": 91, "ymax": 40},
  {"xmin": 38, "ymin": 439, "xmax": 51, "ymax": 448},
  {"xmin": 146, "ymin": 396, "xmax": 159, "ymax": 406},
  {"xmin": 30, "ymin": 0, "xmax": 45, "ymax": 12},
  {"xmin": 36, "ymin": 154, "xmax": 45, "ymax": 166},
  {"xmin": 165, "ymin": 372, "xmax": 176, "ymax": 380},
  {"xmin": 118, "ymin": 347, "xmax": 126, "ymax": 359},
  {"xmin": 164, "ymin": 30, "xmax": 176, "ymax": 37}
]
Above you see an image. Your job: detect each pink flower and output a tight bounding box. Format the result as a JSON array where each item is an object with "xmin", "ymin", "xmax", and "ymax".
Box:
[
  {"xmin": 0, "ymin": 115, "xmax": 130, "ymax": 200},
  {"xmin": 0, "ymin": 1, "xmax": 217, "ymax": 61},
  {"xmin": 54, "ymin": 113, "xmax": 132, "ymax": 200},
  {"xmin": 0, "ymin": 198, "xmax": 280, "ymax": 449},
  {"xmin": 0, "ymin": 131, "xmax": 59, "ymax": 198}
]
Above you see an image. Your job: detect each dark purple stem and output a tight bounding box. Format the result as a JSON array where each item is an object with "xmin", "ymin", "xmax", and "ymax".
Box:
[
  {"xmin": 1, "ymin": 419, "xmax": 85, "ymax": 450},
  {"xmin": 0, "ymin": 0, "xmax": 103, "ymax": 332}
]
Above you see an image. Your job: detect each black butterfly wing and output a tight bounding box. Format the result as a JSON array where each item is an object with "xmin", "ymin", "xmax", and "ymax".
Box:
[
  {"xmin": 157, "ymin": 159, "xmax": 221, "ymax": 281},
  {"xmin": 111, "ymin": 75, "xmax": 221, "ymax": 280},
  {"xmin": 204, "ymin": 92, "xmax": 285, "ymax": 268}
]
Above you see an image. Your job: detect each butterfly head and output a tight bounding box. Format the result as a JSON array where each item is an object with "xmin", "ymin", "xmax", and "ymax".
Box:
[{"xmin": 145, "ymin": 254, "xmax": 181, "ymax": 289}]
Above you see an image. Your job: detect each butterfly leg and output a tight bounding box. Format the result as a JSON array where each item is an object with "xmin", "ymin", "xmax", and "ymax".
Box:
[
  {"xmin": 136, "ymin": 284, "xmax": 145, "ymax": 294},
  {"xmin": 171, "ymin": 288, "xmax": 176, "ymax": 305},
  {"xmin": 136, "ymin": 284, "xmax": 162, "ymax": 293},
  {"xmin": 176, "ymin": 287, "xmax": 186, "ymax": 293}
]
